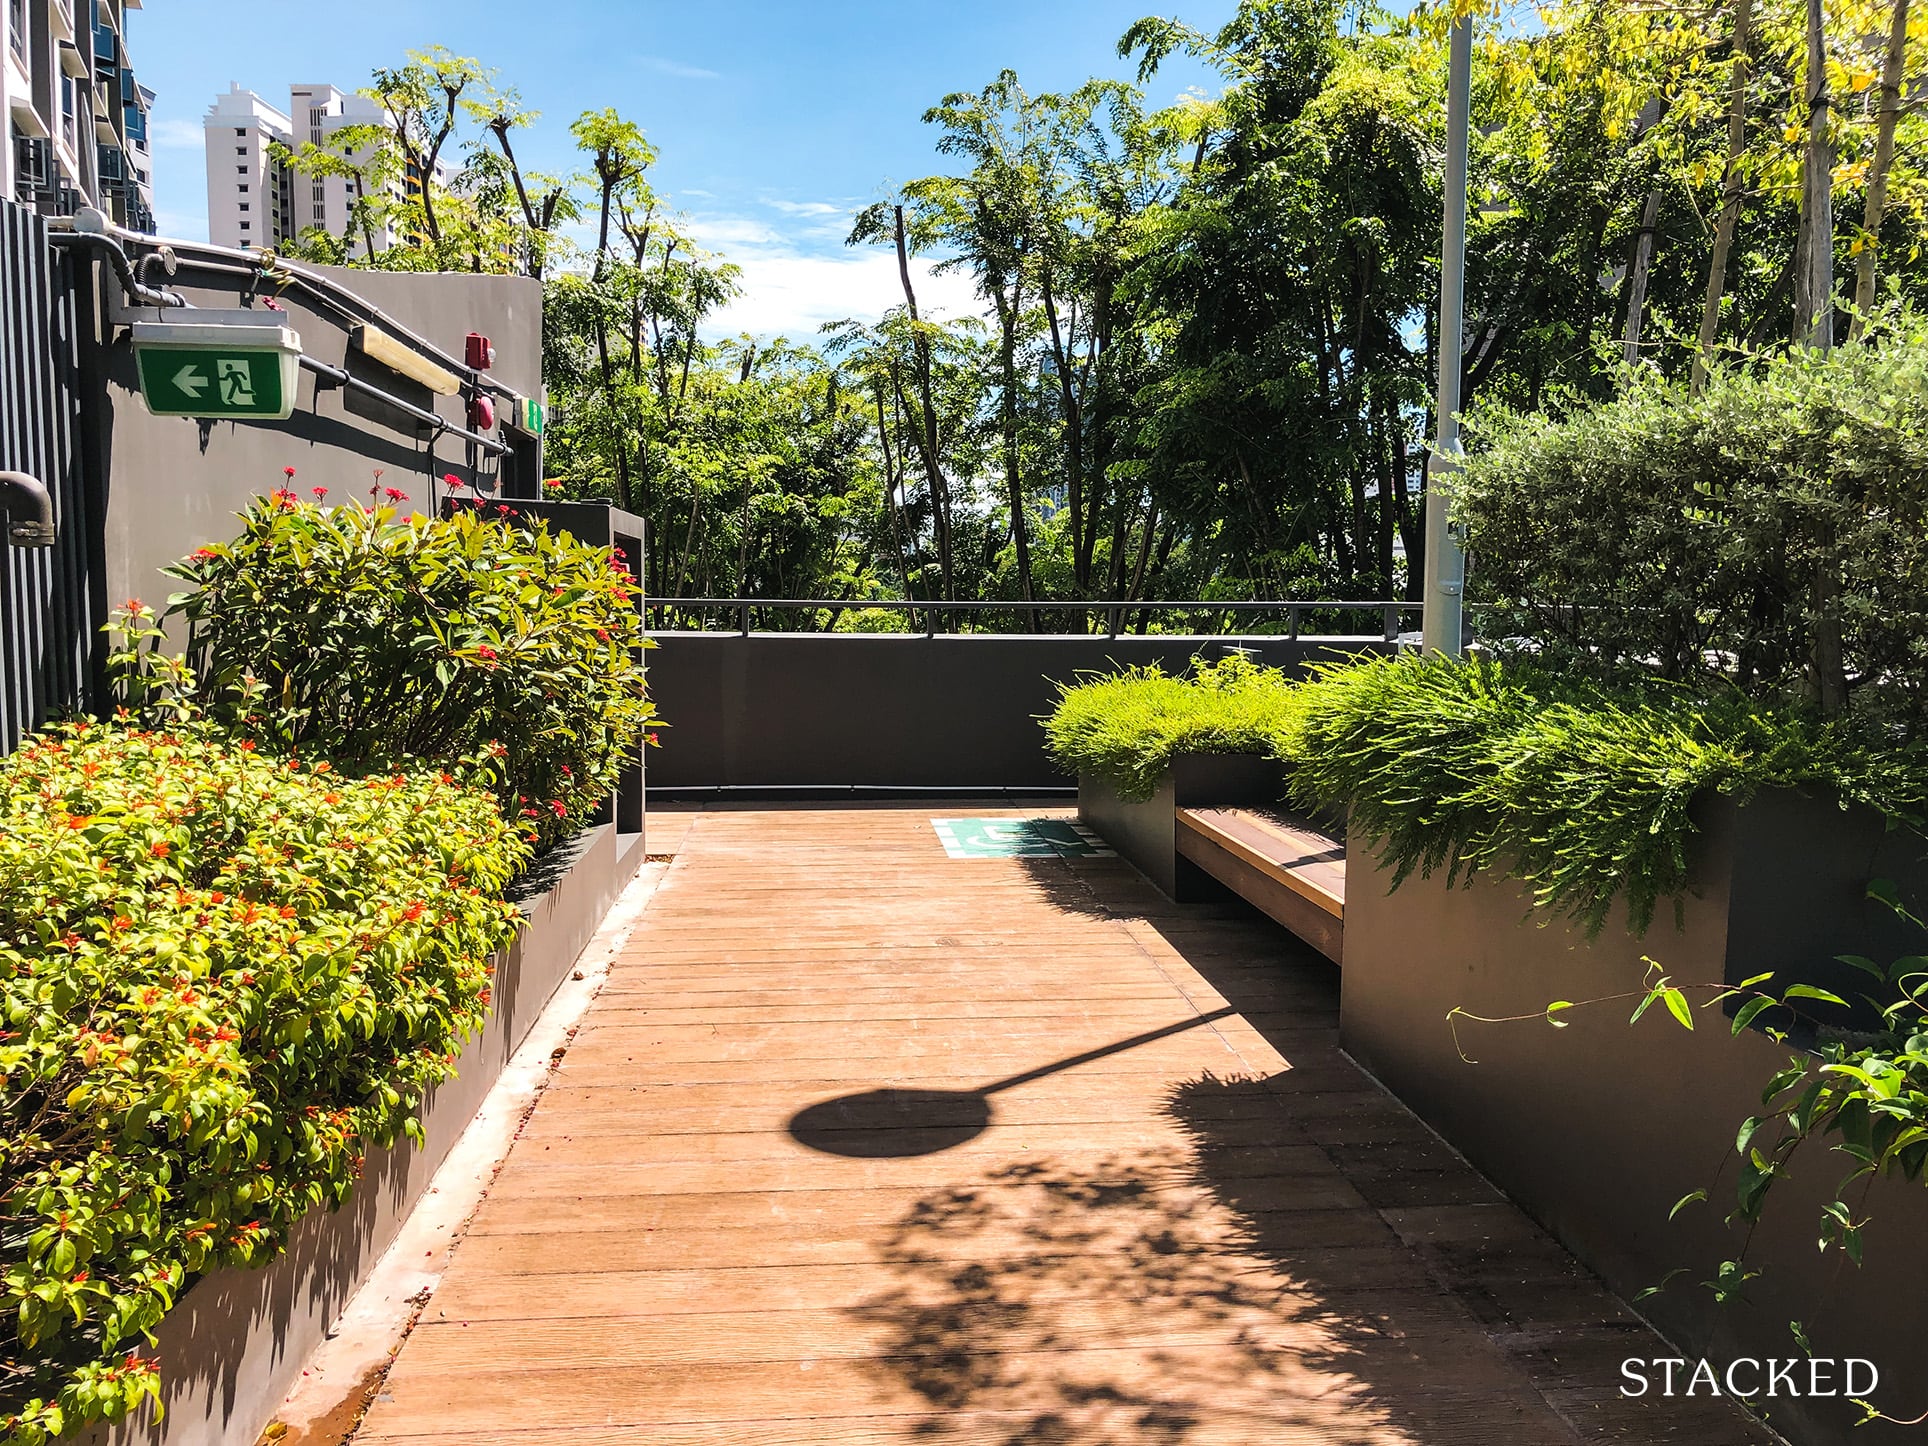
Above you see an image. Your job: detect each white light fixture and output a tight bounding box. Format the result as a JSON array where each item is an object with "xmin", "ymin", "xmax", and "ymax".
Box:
[{"xmin": 351, "ymin": 322, "xmax": 459, "ymax": 396}]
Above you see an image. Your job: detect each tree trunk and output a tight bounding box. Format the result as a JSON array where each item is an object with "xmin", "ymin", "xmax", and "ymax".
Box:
[
  {"xmin": 1622, "ymin": 188, "xmax": 1663, "ymax": 364},
  {"xmin": 893, "ymin": 206, "xmax": 955, "ymax": 603},
  {"xmin": 1374, "ymin": 396, "xmax": 1398, "ymax": 596},
  {"xmin": 993, "ymin": 285, "xmax": 1038, "ymax": 628},
  {"xmin": 1694, "ymin": 0, "xmax": 1755, "ymax": 387},
  {"xmin": 488, "ymin": 118, "xmax": 546, "ymax": 279},
  {"xmin": 1392, "ymin": 423, "xmax": 1421, "ymax": 600},
  {"xmin": 670, "ymin": 485, "xmax": 703, "ymax": 610},
  {"xmin": 874, "ymin": 384, "xmax": 916, "ymax": 609},
  {"xmin": 1794, "ymin": 0, "xmax": 1835, "ymax": 348},
  {"xmin": 1849, "ymin": 0, "xmax": 1911, "ymax": 338},
  {"xmin": 1039, "ymin": 280, "xmax": 1088, "ymax": 591}
]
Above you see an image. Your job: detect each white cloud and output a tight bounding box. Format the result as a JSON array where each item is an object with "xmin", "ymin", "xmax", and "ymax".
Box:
[
  {"xmin": 705, "ymin": 249, "xmax": 983, "ymax": 342},
  {"xmin": 764, "ymin": 199, "xmax": 846, "ymax": 218},
  {"xmin": 636, "ymin": 55, "xmax": 721, "ymax": 80},
  {"xmin": 150, "ymin": 117, "xmax": 204, "ymax": 150},
  {"xmin": 678, "ymin": 207, "xmax": 983, "ymax": 340},
  {"xmin": 684, "ymin": 214, "xmax": 789, "ymax": 252}
]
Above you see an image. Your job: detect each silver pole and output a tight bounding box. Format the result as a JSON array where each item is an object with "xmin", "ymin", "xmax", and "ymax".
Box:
[{"xmin": 1423, "ymin": 9, "xmax": 1473, "ymax": 657}]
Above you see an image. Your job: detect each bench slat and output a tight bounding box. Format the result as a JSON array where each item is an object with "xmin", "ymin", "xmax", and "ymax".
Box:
[
  {"xmin": 1175, "ymin": 807, "xmax": 1346, "ymax": 965},
  {"xmin": 1177, "ymin": 808, "xmax": 1345, "ymax": 916}
]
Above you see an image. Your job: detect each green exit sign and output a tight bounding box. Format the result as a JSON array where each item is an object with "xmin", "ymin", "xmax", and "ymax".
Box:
[{"xmin": 132, "ymin": 320, "xmax": 302, "ymax": 421}]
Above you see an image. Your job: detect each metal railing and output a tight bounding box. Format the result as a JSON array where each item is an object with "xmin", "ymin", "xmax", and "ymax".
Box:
[{"xmin": 646, "ymin": 598, "xmax": 1422, "ymax": 641}]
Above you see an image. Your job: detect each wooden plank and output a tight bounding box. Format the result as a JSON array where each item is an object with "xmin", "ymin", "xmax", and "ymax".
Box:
[
  {"xmin": 1176, "ymin": 807, "xmax": 1346, "ymax": 914},
  {"xmin": 341, "ymin": 806, "xmax": 1771, "ymax": 1446}
]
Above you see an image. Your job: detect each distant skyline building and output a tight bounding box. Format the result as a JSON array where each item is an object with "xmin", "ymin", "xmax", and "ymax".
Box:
[
  {"xmin": 5, "ymin": 0, "xmax": 156, "ymax": 231},
  {"xmin": 203, "ymin": 80, "xmax": 439, "ymax": 254}
]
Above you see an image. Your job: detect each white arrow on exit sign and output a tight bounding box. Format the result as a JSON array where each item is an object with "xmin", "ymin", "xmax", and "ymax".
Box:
[{"xmin": 173, "ymin": 364, "xmax": 208, "ymax": 398}]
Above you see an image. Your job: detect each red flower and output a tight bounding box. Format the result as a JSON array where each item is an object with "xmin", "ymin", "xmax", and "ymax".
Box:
[
  {"xmin": 311, "ymin": 486, "xmax": 328, "ymax": 500},
  {"xmin": 547, "ymin": 799, "xmax": 567, "ymax": 818},
  {"xmin": 149, "ymin": 841, "xmax": 170, "ymax": 858},
  {"xmin": 542, "ymin": 478, "xmax": 563, "ymax": 493},
  {"xmin": 402, "ymin": 902, "xmax": 425, "ymax": 922},
  {"xmin": 474, "ymin": 645, "xmax": 498, "ymax": 663},
  {"xmin": 443, "ymin": 472, "xmax": 463, "ymax": 488},
  {"xmin": 191, "ymin": 546, "xmax": 218, "ymax": 560},
  {"xmin": 283, "ymin": 466, "xmax": 296, "ymax": 478},
  {"xmin": 647, "ymin": 732, "xmax": 660, "ymax": 746},
  {"xmin": 384, "ymin": 487, "xmax": 409, "ymax": 503},
  {"xmin": 239, "ymin": 740, "xmax": 256, "ymax": 752}
]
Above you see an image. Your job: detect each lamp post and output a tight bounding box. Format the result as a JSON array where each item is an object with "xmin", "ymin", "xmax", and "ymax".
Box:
[{"xmin": 1422, "ymin": 7, "xmax": 1474, "ymax": 657}]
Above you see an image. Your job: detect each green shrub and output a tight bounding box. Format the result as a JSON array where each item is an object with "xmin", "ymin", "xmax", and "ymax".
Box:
[
  {"xmin": 0, "ymin": 723, "xmax": 526, "ymax": 1444},
  {"xmin": 1043, "ymin": 652, "xmax": 1928, "ymax": 934},
  {"xmin": 1456, "ymin": 338, "xmax": 1928, "ymax": 721},
  {"xmin": 1042, "ymin": 653, "xmax": 1309, "ymax": 802},
  {"xmin": 166, "ymin": 494, "xmax": 654, "ymax": 849},
  {"xmin": 831, "ymin": 606, "xmax": 911, "ymax": 633}
]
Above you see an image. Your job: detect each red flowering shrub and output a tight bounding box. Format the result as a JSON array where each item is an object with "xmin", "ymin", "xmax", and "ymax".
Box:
[
  {"xmin": 0, "ymin": 723, "xmax": 526, "ymax": 1442},
  {"xmin": 166, "ymin": 496, "xmax": 655, "ymax": 849}
]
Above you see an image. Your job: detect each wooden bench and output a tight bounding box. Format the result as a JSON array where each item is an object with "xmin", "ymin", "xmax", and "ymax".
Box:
[{"xmin": 1175, "ymin": 806, "xmax": 1345, "ymax": 965}]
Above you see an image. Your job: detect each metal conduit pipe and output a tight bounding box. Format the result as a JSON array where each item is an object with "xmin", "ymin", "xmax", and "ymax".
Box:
[
  {"xmin": 45, "ymin": 229, "xmax": 188, "ymax": 310},
  {"xmin": 0, "ymin": 472, "xmax": 57, "ymax": 547},
  {"xmin": 94, "ymin": 228, "xmax": 520, "ymax": 403},
  {"xmin": 298, "ymin": 355, "xmax": 507, "ymax": 456}
]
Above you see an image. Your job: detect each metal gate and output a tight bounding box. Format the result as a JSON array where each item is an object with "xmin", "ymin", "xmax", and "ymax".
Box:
[{"xmin": 0, "ymin": 199, "xmax": 94, "ymax": 755}]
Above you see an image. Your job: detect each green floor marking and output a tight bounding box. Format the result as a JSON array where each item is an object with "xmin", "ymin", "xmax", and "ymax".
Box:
[{"xmin": 931, "ymin": 818, "xmax": 1115, "ymax": 859}]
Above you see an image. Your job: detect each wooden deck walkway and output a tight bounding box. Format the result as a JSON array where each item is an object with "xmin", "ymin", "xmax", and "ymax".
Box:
[{"xmin": 351, "ymin": 806, "xmax": 1772, "ymax": 1446}]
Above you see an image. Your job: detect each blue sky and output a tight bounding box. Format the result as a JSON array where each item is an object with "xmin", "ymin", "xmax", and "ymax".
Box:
[{"xmin": 129, "ymin": 0, "xmax": 1237, "ymax": 337}]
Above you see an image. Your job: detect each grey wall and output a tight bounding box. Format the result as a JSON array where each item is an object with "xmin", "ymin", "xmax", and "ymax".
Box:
[
  {"xmin": 644, "ymin": 632, "xmax": 1392, "ymax": 792},
  {"xmin": 88, "ymin": 260, "xmax": 542, "ymax": 616},
  {"xmin": 1339, "ymin": 798, "xmax": 1928, "ymax": 1446}
]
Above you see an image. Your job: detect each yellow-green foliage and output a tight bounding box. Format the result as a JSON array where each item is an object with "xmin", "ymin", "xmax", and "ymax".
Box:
[
  {"xmin": 1042, "ymin": 653, "xmax": 1310, "ymax": 803},
  {"xmin": 1045, "ymin": 652, "xmax": 1928, "ymax": 936}
]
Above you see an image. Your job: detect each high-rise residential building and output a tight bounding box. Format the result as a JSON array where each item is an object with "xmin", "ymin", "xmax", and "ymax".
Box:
[
  {"xmin": 202, "ymin": 84, "xmax": 293, "ymax": 249},
  {"xmin": 203, "ymin": 81, "xmax": 442, "ymax": 255},
  {"xmin": 4, "ymin": 0, "xmax": 156, "ymax": 231}
]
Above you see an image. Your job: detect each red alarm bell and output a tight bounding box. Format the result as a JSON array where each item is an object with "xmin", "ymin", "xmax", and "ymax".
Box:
[
  {"xmin": 469, "ymin": 393, "xmax": 496, "ymax": 432},
  {"xmin": 465, "ymin": 332, "xmax": 495, "ymax": 369}
]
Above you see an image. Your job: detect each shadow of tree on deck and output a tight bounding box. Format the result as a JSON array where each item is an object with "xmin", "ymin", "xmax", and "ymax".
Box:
[{"xmin": 844, "ymin": 1126, "xmax": 1418, "ymax": 1446}]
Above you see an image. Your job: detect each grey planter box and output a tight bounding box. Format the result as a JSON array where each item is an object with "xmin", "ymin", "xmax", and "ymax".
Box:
[
  {"xmin": 1078, "ymin": 752, "xmax": 1288, "ymax": 899},
  {"xmin": 1339, "ymin": 788, "xmax": 1928, "ymax": 1446},
  {"xmin": 95, "ymin": 822, "xmax": 647, "ymax": 1446}
]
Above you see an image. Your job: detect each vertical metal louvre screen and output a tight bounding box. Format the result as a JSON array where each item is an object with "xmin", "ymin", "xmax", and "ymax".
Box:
[{"xmin": 0, "ymin": 199, "xmax": 92, "ymax": 755}]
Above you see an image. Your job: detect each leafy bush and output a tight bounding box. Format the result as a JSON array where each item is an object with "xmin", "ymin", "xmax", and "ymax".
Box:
[
  {"xmin": 0, "ymin": 722, "xmax": 526, "ymax": 1444},
  {"xmin": 166, "ymin": 495, "xmax": 654, "ymax": 849},
  {"xmin": 830, "ymin": 606, "xmax": 911, "ymax": 634},
  {"xmin": 1456, "ymin": 338, "xmax": 1928, "ymax": 721},
  {"xmin": 1042, "ymin": 653, "xmax": 1308, "ymax": 802},
  {"xmin": 1043, "ymin": 652, "xmax": 1928, "ymax": 934}
]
